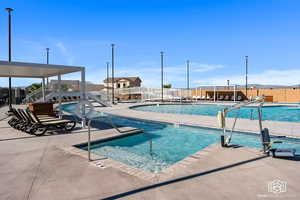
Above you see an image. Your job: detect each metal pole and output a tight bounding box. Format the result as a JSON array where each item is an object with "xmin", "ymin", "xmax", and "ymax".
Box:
[
  {"xmin": 234, "ymin": 85, "xmax": 236, "ymax": 102},
  {"xmin": 111, "ymin": 44, "xmax": 115, "ymax": 104},
  {"xmin": 46, "ymin": 48, "xmax": 50, "ymax": 87},
  {"xmin": 187, "ymin": 60, "xmax": 190, "ymax": 99},
  {"xmin": 6, "ymin": 8, "xmax": 13, "ymax": 111},
  {"xmin": 88, "ymin": 119, "xmax": 91, "ymax": 161},
  {"xmin": 227, "ymin": 80, "xmax": 230, "ymax": 90},
  {"xmin": 161, "ymin": 51, "xmax": 164, "ymax": 102},
  {"xmin": 106, "ymin": 62, "xmax": 109, "ymax": 101},
  {"xmin": 81, "ymin": 68, "xmax": 86, "ymax": 128},
  {"xmin": 42, "ymin": 78, "xmax": 46, "ymax": 102},
  {"xmin": 245, "ymin": 56, "xmax": 248, "ymax": 99},
  {"xmin": 58, "ymin": 74, "xmax": 62, "ymax": 118},
  {"xmin": 214, "ymin": 86, "xmax": 216, "ymax": 102}
]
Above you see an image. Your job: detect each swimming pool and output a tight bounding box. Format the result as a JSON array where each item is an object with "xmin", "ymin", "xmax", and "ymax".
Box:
[
  {"xmin": 132, "ymin": 104, "xmax": 300, "ymax": 122},
  {"xmin": 61, "ymin": 103, "xmax": 300, "ymax": 173}
]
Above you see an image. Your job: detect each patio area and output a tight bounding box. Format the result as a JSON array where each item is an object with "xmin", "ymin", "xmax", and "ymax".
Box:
[{"xmin": 1, "ymin": 109, "xmax": 300, "ymax": 200}]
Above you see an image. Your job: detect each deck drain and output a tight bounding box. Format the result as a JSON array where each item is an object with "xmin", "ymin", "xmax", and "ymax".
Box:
[{"xmin": 93, "ymin": 161, "xmax": 107, "ymax": 169}]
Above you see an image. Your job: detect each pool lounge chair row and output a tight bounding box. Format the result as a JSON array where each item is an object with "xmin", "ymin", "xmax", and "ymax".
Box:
[
  {"xmin": 48, "ymin": 96, "xmax": 81, "ymax": 103},
  {"xmin": 191, "ymin": 95, "xmax": 243, "ymax": 101},
  {"xmin": 8, "ymin": 108, "xmax": 76, "ymax": 136}
]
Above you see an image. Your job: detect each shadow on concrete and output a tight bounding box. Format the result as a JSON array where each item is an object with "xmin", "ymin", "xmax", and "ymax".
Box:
[
  {"xmin": 0, "ymin": 127, "xmax": 85, "ymax": 142},
  {"xmin": 274, "ymin": 154, "xmax": 300, "ymax": 162},
  {"xmin": 99, "ymin": 155, "xmax": 268, "ymax": 200}
]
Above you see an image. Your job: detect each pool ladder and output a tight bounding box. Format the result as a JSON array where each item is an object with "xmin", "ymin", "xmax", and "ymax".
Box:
[
  {"xmin": 250, "ymin": 109, "xmax": 254, "ymax": 120},
  {"xmin": 143, "ymin": 133, "xmax": 153, "ymax": 155}
]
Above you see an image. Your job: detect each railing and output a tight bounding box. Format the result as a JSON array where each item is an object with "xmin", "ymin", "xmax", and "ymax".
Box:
[{"xmin": 218, "ymin": 96, "xmax": 265, "ymax": 147}]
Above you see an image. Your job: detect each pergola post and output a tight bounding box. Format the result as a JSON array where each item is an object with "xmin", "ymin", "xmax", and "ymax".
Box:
[
  {"xmin": 42, "ymin": 77, "xmax": 46, "ymax": 102},
  {"xmin": 214, "ymin": 86, "xmax": 216, "ymax": 102},
  {"xmin": 58, "ymin": 74, "xmax": 62, "ymax": 118},
  {"xmin": 81, "ymin": 68, "xmax": 86, "ymax": 128},
  {"xmin": 234, "ymin": 85, "xmax": 237, "ymax": 102}
]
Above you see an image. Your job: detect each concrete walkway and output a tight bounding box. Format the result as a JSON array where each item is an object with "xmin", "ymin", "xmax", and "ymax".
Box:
[
  {"xmin": 1, "ymin": 102, "xmax": 300, "ymax": 200},
  {"xmin": 1, "ymin": 116, "xmax": 300, "ymax": 200},
  {"xmin": 97, "ymin": 102, "xmax": 300, "ymax": 138}
]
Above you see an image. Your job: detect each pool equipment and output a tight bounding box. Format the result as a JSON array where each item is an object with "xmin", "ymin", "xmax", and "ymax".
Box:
[
  {"xmin": 261, "ymin": 128, "xmax": 296, "ymax": 158},
  {"xmin": 218, "ymin": 96, "xmax": 297, "ymax": 158},
  {"xmin": 217, "ymin": 96, "xmax": 265, "ymax": 147}
]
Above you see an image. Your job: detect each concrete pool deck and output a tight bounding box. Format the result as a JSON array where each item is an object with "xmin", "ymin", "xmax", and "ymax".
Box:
[
  {"xmin": 1, "ymin": 102, "xmax": 300, "ymax": 199},
  {"xmin": 97, "ymin": 102, "xmax": 300, "ymax": 138}
]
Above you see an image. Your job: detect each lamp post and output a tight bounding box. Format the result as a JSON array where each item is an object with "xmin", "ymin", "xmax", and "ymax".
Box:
[
  {"xmin": 106, "ymin": 62, "xmax": 109, "ymax": 101},
  {"xmin": 160, "ymin": 51, "xmax": 164, "ymax": 102},
  {"xmin": 6, "ymin": 8, "xmax": 13, "ymax": 111},
  {"xmin": 111, "ymin": 44, "xmax": 115, "ymax": 104},
  {"xmin": 186, "ymin": 60, "xmax": 190, "ymax": 98},
  {"xmin": 46, "ymin": 48, "xmax": 50, "ymax": 87},
  {"xmin": 245, "ymin": 56, "xmax": 248, "ymax": 98}
]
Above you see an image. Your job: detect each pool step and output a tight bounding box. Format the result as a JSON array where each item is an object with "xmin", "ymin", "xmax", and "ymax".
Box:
[
  {"xmin": 93, "ymin": 146, "xmax": 168, "ymax": 172},
  {"xmin": 116, "ymin": 127, "xmax": 143, "ymax": 134}
]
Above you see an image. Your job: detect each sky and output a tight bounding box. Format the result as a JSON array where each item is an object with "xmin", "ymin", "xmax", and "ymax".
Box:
[{"xmin": 0, "ymin": 0, "xmax": 300, "ymax": 88}]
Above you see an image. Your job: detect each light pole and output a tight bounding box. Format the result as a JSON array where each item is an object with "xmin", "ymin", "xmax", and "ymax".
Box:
[
  {"xmin": 6, "ymin": 8, "xmax": 13, "ymax": 111},
  {"xmin": 160, "ymin": 51, "xmax": 164, "ymax": 102},
  {"xmin": 245, "ymin": 56, "xmax": 248, "ymax": 98},
  {"xmin": 111, "ymin": 44, "xmax": 115, "ymax": 104},
  {"xmin": 106, "ymin": 62, "xmax": 109, "ymax": 101},
  {"xmin": 46, "ymin": 48, "xmax": 50, "ymax": 87},
  {"xmin": 186, "ymin": 60, "xmax": 190, "ymax": 98},
  {"xmin": 227, "ymin": 80, "xmax": 230, "ymax": 89}
]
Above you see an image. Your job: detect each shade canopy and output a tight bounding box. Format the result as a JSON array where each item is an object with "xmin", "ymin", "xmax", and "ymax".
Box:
[{"xmin": 0, "ymin": 61, "xmax": 84, "ymax": 78}]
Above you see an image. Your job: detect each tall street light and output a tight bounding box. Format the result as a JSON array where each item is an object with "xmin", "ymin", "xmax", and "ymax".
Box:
[
  {"xmin": 245, "ymin": 56, "xmax": 248, "ymax": 98},
  {"xmin": 46, "ymin": 48, "xmax": 50, "ymax": 87},
  {"xmin": 106, "ymin": 62, "xmax": 109, "ymax": 101},
  {"xmin": 186, "ymin": 60, "xmax": 190, "ymax": 98},
  {"xmin": 160, "ymin": 51, "xmax": 164, "ymax": 102},
  {"xmin": 6, "ymin": 8, "xmax": 13, "ymax": 111},
  {"xmin": 111, "ymin": 44, "xmax": 115, "ymax": 104}
]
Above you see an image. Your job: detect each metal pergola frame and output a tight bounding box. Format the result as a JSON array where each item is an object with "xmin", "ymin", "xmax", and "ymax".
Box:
[
  {"xmin": 196, "ymin": 85, "xmax": 238, "ymax": 102},
  {"xmin": 0, "ymin": 60, "xmax": 86, "ymax": 111}
]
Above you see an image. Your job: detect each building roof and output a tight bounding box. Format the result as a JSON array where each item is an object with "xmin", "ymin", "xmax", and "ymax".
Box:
[
  {"xmin": 0, "ymin": 61, "xmax": 84, "ymax": 78},
  {"xmin": 103, "ymin": 77, "xmax": 141, "ymax": 83}
]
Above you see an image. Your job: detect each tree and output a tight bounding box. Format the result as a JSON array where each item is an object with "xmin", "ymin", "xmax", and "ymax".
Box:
[
  {"xmin": 163, "ymin": 84, "xmax": 172, "ymax": 88},
  {"xmin": 27, "ymin": 83, "xmax": 42, "ymax": 93},
  {"xmin": 60, "ymin": 84, "xmax": 70, "ymax": 91}
]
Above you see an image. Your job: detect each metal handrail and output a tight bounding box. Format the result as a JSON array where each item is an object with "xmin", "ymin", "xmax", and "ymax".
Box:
[{"xmin": 220, "ymin": 96, "xmax": 265, "ymax": 146}]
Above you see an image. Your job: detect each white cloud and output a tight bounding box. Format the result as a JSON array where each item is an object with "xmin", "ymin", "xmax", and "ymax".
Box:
[
  {"xmin": 194, "ymin": 69, "xmax": 300, "ymax": 86},
  {"xmin": 192, "ymin": 63, "xmax": 224, "ymax": 72},
  {"xmin": 115, "ymin": 61, "xmax": 224, "ymax": 87}
]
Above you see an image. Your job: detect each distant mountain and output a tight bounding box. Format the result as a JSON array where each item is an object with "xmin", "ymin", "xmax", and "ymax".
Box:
[{"xmin": 196, "ymin": 84, "xmax": 300, "ymax": 90}]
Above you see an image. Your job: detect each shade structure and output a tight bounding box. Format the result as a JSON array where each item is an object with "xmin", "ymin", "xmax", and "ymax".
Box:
[
  {"xmin": 0, "ymin": 60, "xmax": 86, "ymax": 128},
  {"xmin": 0, "ymin": 60, "xmax": 84, "ymax": 78}
]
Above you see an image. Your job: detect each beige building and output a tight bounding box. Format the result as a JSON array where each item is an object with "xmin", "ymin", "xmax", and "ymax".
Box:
[
  {"xmin": 104, "ymin": 77, "xmax": 142, "ymax": 89},
  {"xmin": 50, "ymin": 80, "xmax": 105, "ymax": 91}
]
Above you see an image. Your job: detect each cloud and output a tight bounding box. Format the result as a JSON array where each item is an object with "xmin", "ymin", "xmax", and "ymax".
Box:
[
  {"xmin": 192, "ymin": 63, "xmax": 224, "ymax": 73},
  {"xmin": 55, "ymin": 42, "xmax": 75, "ymax": 65},
  {"xmin": 194, "ymin": 69, "xmax": 300, "ymax": 86},
  {"xmin": 115, "ymin": 61, "xmax": 224, "ymax": 87}
]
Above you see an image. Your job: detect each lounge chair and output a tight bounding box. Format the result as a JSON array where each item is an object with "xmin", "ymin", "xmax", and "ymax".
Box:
[
  {"xmin": 25, "ymin": 109, "xmax": 76, "ymax": 136},
  {"xmin": 8, "ymin": 108, "xmax": 26, "ymax": 130},
  {"xmin": 261, "ymin": 128, "xmax": 296, "ymax": 158}
]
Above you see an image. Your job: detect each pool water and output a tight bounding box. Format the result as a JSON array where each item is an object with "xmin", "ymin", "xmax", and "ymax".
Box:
[
  {"xmin": 132, "ymin": 104, "xmax": 300, "ymax": 122},
  {"xmin": 61, "ymin": 103, "xmax": 300, "ymax": 173}
]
